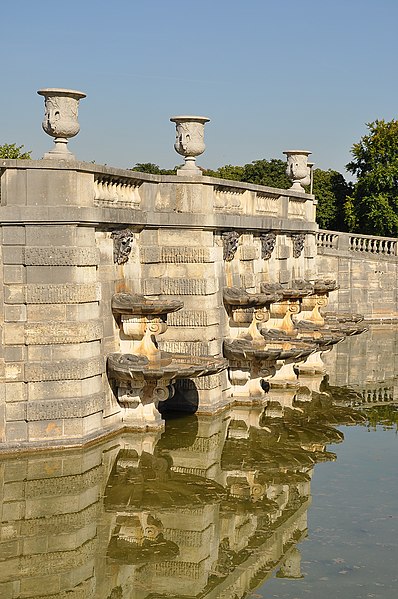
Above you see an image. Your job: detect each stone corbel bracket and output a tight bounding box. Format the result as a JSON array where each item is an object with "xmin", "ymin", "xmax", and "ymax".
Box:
[
  {"xmin": 260, "ymin": 231, "xmax": 277, "ymax": 260},
  {"xmin": 291, "ymin": 233, "xmax": 306, "ymax": 258},
  {"xmin": 111, "ymin": 228, "xmax": 135, "ymax": 265},
  {"xmin": 222, "ymin": 231, "xmax": 240, "ymax": 261}
]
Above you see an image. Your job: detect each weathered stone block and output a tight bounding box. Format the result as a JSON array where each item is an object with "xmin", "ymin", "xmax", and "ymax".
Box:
[
  {"xmin": 2, "ymin": 226, "xmax": 25, "ymax": 245},
  {"xmin": 28, "ymin": 419, "xmax": 65, "ymax": 441},
  {"xmin": 22, "ymin": 535, "xmax": 49, "ymax": 556},
  {"xmin": 27, "ymin": 395, "xmax": 104, "ymax": 421},
  {"xmin": 6, "ymin": 402, "xmax": 27, "ymax": 421},
  {"xmin": 239, "ymin": 246, "xmax": 259, "ymax": 261},
  {"xmin": 4, "ymin": 363, "xmax": 24, "ymax": 382},
  {"xmin": 241, "ymin": 274, "xmax": 255, "ymax": 289},
  {"xmin": 0, "ymin": 539, "xmax": 21, "ymax": 561},
  {"xmin": 4, "ymin": 346, "xmax": 25, "ymax": 363},
  {"xmin": 26, "ymin": 304, "xmax": 66, "ymax": 321},
  {"xmin": 24, "ymin": 321, "xmax": 103, "ymax": 345},
  {"xmin": 277, "ymin": 245, "xmax": 290, "ymax": 259},
  {"xmin": 4, "ymin": 304, "xmax": 27, "ymax": 322},
  {"xmin": 4, "ymin": 324, "xmax": 25, "ymax": 345},
  {"xmin": 24, "ymin": 283, "xmax": 102, "ymax": 304},
  {"xmin": 140, "ymin": 246, "xmax": 217, "ymax": 264},
  {"xmin": 3, "ymin": 285, "xmax": 25, "ymax": 304},
  {"xmin": 279, "ymin": 268, "xmax": 290, "ymax": 284},
  {"xmin": 26, "ymin": 265, "xmax": 97, "ymax": 285},
  {"xmin": 158, "ymin": 339, "xmax": 220, "ymax": 356},
  {"xmin": 24, "ymin": 246, "xmax": 100, "ymax": 266},
  {"xmin": 0, "ymin": 581, "xmax": 16, "ymax": 598},
  {"xmin": 3, "ymin": 266, "xmax": 25, "ymax": 284},
  {"xmin": 2, "ymin": 481, "xmax": 25, "ymax": 502},
  {"xmin": 5, "ymin": 382, "xmax": 26, "ymax": 403},
  {"xmin": 19, "ymin": 573, "xmax": 61, "ymax": 596},
  {"xmin": 5, "ymin": 421, "xmax": 28, "ymax": 442},
  {"xmin": 142, "ymin": 277, "xmax": 218, "ymax": 295},
  {"xmin": 2, "ymin": 246, "xmax": 24, "ymax": 265},
  {"xmin": 167, "ymin": 309, "xmax": 220, "ymax": 327},
  {"xmin": 25, "ymin": 357, "xmax": 103, "ymax": 382}
]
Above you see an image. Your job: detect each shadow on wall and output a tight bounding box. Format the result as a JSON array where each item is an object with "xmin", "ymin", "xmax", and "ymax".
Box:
[{"xmin": 159, "ymin": 379, "xmax": 200, "ymax": 415}]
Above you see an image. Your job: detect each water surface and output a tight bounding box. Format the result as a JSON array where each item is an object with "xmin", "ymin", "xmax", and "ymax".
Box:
[{"xmin": 0, "ymin": 326, "xmax": 396, "ymax": 598}]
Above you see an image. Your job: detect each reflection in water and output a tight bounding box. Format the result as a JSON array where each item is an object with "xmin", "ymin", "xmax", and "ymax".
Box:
[{"xmin": 0, "ymin": 326, "xmax": 396, "ymax": 598}]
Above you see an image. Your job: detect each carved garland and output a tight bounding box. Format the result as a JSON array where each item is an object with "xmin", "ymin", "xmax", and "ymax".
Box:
[
  {"xmin": 222, "ymin": 231, "xmax": 240, "ymax": 261},
  {"xmin": 260, "ymin": 232, "xmax": 277, "ymax": 260},
  {"xmin": 111, "ymin": 229, "xmax": 135, "ymax": 265}
]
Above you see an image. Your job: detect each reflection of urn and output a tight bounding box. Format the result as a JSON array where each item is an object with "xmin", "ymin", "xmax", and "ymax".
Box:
[
  {"xmin": 170, "ymin": 115, "xmax": 210, "ymax": 174},
  {"xmin": 37, "ymin": 88, "xmax": 86, "ymax": 160},
  {"xmin": 283, "ymin": 150, "xmax": 312, "ymax": 191}
]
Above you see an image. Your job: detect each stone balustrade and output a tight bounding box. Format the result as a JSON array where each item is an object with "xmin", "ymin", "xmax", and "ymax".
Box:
[{"xmin": 317, "ymin": 229, "xmax": 397, "ymax": 257}]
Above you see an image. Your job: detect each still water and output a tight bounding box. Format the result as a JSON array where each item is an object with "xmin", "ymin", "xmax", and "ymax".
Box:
[{"xmin": 0, "ymin": 326, "xmax": 397, "ymax": 599}]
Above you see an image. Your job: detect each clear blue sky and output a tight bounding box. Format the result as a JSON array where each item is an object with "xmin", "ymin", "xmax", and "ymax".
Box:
[{"xmin": 2, "ymin": 0, "xmax": 398, "ymax": 176}]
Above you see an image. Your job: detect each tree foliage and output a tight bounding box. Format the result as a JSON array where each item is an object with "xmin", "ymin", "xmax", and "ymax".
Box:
[
  {"xmin": 131, "ymin": 162, "xmax": 177, "ymax": 175},
  {"xmin": 204, "ymin": 159, "xmax": 290, "ymax": 188},
  {"xmin": 345, "ymin": 119, "xmax": 398, "ymax": 237},
  {"xmin": 0, "ymin": 143, "xmax": 31, "ymax": 159},
  {"xmin": 312, "ymin": 168, "xmax": 352, "ymax": 230},
  {"xmin": 242, "ymin": 159, "xmax": 290, "ymax": 189}
]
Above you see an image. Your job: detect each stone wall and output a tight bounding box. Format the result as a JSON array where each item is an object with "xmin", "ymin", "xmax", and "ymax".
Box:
[
  {"xmin": 0, "ymin": 160, "xmax": 318, "ymax": 450},
  {"xmin": 317, "ymin": 230, "xmax": 398, "ymax": 321}
]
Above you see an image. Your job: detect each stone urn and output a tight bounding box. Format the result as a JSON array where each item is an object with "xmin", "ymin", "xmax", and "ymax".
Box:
[
  {"xmin": 170, "ymin": 115, "xmax": 210, "ymax": 174},
  {"xmin": 283, "ymin": 150, "xmax": 312, "ymax": 191},
  {"xmin": 37, "ymin": 88, "xmax": 86, "ymax": 160}
]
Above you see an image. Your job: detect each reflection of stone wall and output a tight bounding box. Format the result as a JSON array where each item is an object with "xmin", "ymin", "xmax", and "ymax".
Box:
[
  {"xmin": 323, "ymin": 325, "xmax": 398, "ymax": 401},
  {"xmin": 0, "ymin": 397, "xmax": 358, "ymax": 599},
  {"xmin": 0, "ymin": 446, "xmax": 103, "ymax": 597}
]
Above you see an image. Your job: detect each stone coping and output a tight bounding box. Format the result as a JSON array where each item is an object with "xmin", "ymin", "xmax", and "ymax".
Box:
[{"xmin": 0, "ymin": 204, "xmax": 318, "ymax": 232}]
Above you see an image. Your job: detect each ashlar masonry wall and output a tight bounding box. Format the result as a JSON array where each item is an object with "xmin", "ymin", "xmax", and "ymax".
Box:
[
  {"xmin": 317, "ymin": 230, "xmax": 398, "ymax": 321},
  {"xmin": 0, "ymin": 160, "xmax": 318, "ymax": 451}
]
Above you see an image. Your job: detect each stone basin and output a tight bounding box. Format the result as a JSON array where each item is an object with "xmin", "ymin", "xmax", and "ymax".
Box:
[
  {"xmin": 223, "ymin": 286, "xmax": 283, "ymax": 307},
  {"xmin": 223, "ymin": 338, "xmax": 315, "ymax": 362},
  {"xmin": 296, "ymin": 318, "xmax": 367, "ymax": 337},
  {"xmin": 108, "ymin": 351, "xmax": 227, "ymax": 383},
  {"xmin": 111, "ymin": 292, "xmax": 183, "ymax": 316},
  {"xmin": 312, "ymin": 278, "xmax": 339, "ymax": 293},
  {"xmin": 261, "ymin": 282, "xmax": 312, "ymax": 300},
  {"xmin": 260, "ymin": 279, "xmax": 339, "ymax": 299},
  {"xmin": 263, "ymin": 328, "xmax": 345, "ymax": 348}
]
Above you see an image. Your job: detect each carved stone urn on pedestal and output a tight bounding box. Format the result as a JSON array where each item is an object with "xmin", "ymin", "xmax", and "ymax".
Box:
[
  {"xmin": 283, "ymin": 150, "xmax": 312, "ymax": 191},
  {"xmin": 170, "ymin": 115, "xmax": 210, "ymax": 174},
  {"xmin": 37, "ymin": 88, "xmax": 86, "ymax": 160}
]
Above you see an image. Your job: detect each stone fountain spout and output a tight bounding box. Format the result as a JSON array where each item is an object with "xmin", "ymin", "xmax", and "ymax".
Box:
[{"xmin": 107, "ymin": 292, "xmax": 227, "ymax": 430}]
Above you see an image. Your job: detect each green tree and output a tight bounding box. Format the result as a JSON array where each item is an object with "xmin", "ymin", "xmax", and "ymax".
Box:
[
  {"xmin": 241, "ymin": 158, "xmax": 290, "ymax": 188},
  {"xmin": 312, "ymin": 168, "xmax": 352, "ymax": 230},
  {"xmin": 0, "ymin": 143, "xmax": 31, "ymax": 159},
  {"xmin": 130, "ymin": 162, "xmax": 178, "ymax": 175},
  {"xmin": 345, "ymin": 119, "xmax": 398, "ymax": 236},
  {"xmin": 131, "ymin": 162, "xmax": 162, "ymax": 174},
  {"xmin": 203, "ymin": 164, "xmax": 245, "ymax": 180}
]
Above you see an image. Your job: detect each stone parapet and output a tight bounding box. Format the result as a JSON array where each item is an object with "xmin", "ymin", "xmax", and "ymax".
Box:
[{"xmin": 317, "ymin": 230, "xmax": 398, "ymax": 320}]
